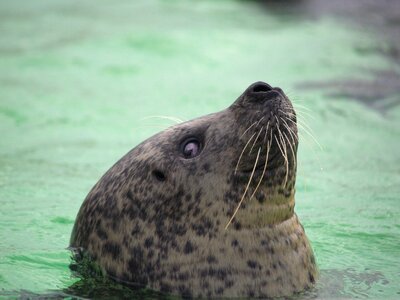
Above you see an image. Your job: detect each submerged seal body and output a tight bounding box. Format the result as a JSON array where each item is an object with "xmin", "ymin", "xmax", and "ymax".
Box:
[{"xmin": 70, "ymin": 82, "xmax": 317, "ymax": 298}]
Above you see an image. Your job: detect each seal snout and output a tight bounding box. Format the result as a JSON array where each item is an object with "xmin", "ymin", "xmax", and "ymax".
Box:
[
  {"xmin": 250, "ymin": 81, "xmax": 273, "ymax": 93},
  {"xmin": 245, "ymin": 81, "xmax": 287, "ymax": 104}
]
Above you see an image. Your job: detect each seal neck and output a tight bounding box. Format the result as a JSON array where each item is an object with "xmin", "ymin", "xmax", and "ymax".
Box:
[{"xmin": 235, "ymin": 192, "xmax": 295, "ymax": 229}]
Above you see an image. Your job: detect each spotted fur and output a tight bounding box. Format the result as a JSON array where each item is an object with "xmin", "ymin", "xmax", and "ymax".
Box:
[{"xmin": 70, "ymin": 82, "xmax": 318, "ymax": 298}]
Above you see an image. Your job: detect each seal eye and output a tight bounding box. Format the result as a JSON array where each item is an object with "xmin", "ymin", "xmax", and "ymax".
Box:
[{"xmin": 181, "ymin": 138, "xmax": 201, "ymax": 159}]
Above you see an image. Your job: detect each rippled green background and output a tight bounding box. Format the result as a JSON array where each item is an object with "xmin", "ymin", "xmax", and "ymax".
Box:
[{"xmin": 1, "ymin": 0, "xmax": 399, "ymax": 298}]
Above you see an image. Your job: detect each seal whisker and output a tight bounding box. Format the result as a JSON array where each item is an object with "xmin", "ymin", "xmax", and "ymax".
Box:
[
  {"xmin": 278, "ymin": 109, "xmax": 290, "ymax": 116},
  {"xmin": 226, "ymin": 147, "xmax": 261, "ymax": 230},
  {"xmin": 234, "ymin": 131, "xmax": 257, "ymax": 174},
  {"xmin": 292, "ymin": 102, "xmax": 315, "ymax": 121},
  {"xmin": 278, "ymin": 128, "xmax": 289, "ymax": 188},
  {"xmin": 282, "ymin": 119, "xmax": 298, "ymax": 143},
  {"xmin": 249, "ymin": 126, "xmax": 264, "ymax": 154},
  {"xmin": 241, "ymin": 116, "xmax": 265, "ymax": 138},
  {"xmin": 286, "ymin": 117, "xmax": 322, "ymax": 150},
  {"xmin": 274, "ymin": 132, "xmax": 289, "ymax": 188},
  {"xmin": 256, "ymin": 116, "xmax": 265, "ymax": 127},
  {"xmin": 240, "ymin": 121, "xmax": 257, "ymax": 138},
  {"xmin": 293, "ymin": 109, "xmax": 315, "ymax": 121},
  {"xmin": 282, "ymin": 128, "xmax": 296, "ymax": 173},
  {"xmin": 263, "ymin": 121, "xmax": 270, "ymax": 144},
  {"xmin": 274, "ymin": 133, "xmax": 285, "ymax": 160},
  {"xmin": 282, "ymin": 117, "xmax": 312, "ymax": 147},
  {"xmin": 280, "ymin": 119, "xmax": 296, "ymax": 151},
  {"xmin": 292, "ymin": 103, "xmax": 312, "ymax": 112},
  {"xmin": 285, "ymin": 117, "xmax": 324, "ymax": 172},
  {"xmin": 141, "ymin": 115, "xmax": 185, "ymax": 124},
  {"xmin": 278, "ymin": 117, "xmax": 298, "ymax": 178},
  {"xmin": 279, "ymin": 109, "xmax": 312, "ymax": 124},
  {"xmin": 249, "ymin": 138, "xmax": 271, "ymax": 201},
  {"xmin": 137, "ymin": 124, "xmax": 172, "ymax": 130},
  {"xmin": 297, "ymin": 118, "xmax": 318, "ymax": 139}
]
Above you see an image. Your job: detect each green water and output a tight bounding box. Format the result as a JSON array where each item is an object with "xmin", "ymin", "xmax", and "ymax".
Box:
[{"xmin": 0, "ymin": 0, "xmax": 399, "ymax": 298}]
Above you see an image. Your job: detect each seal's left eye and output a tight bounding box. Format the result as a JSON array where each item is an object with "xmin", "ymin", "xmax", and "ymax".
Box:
[{"xmin": 181, "ymin": 138, "xmax": 201, "ymax": 159}]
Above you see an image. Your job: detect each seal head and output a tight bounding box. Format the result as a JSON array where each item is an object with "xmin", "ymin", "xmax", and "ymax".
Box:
[{"xmin": 70, "ymin": 81, "xmax": 317, "ymax": 298}]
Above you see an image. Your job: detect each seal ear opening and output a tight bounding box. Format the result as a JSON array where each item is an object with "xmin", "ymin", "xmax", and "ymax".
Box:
[{"xmin": 152, "ymin": 170, "xmax": 166, "ymax": 182}]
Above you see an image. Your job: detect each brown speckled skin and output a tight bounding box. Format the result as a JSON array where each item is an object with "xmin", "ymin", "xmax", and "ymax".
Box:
[{"xmin": 70, "ymin": 82, "xmax": 317, "ymax": 298}]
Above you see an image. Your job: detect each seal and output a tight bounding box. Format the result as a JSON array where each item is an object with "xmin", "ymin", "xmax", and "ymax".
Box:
[{"xmin": 70, "ymin": 81, "xmax": 318, "ymax": 298}]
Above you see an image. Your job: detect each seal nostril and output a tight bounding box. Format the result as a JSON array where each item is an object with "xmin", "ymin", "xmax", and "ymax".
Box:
[
  {"xmin": 252, "ymin": 82, "xmax": 272, "ymax": 93},
  {"xmin": 152, "ymin": 170, "xmax": 166, "ymax": 182}
]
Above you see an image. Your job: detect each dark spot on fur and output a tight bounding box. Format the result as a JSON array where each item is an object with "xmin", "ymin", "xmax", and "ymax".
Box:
[
  {"xmin": 183, "ymin": 241, "xmax": 195, "ymax": 254},
  {"xmin": 215, "ymin": 286, "xmax": 224, "ymax": 295},
  {"xmin": 170, "ymin": 239, "xmax": 180, "ymax": 251},
  {"xmin": 201, "ymin": 280, "xmax": 210, "ymax": 289},
  {"xmin": 261, "ymin": 280, "xmax": 268, "ymax": 287},
  {"xmin": 247, "ymin": 260, "xmax": 259, "ymax": 269},
  {"xmin": 171, "ymin": 264, "xmax": 180, "ymax": 273},
  {"xmin": 102, "ymin": 242, "xmax": 121, "ymax": 260},
  {"xmin": 96, "ymin": 227, "xmax": 108, "ymax": 240},
  {"xmin": 192, "ymin": 217, "xmax": 214, "ymax": 236},
  {"xmin": 204, "ymin": 267, "xmax": 228, "ymax": 280},
  {"xmin": 207, "ymin": 255, "xmax": 217, "ymax": 264},
  {"xmin": 234, "ymin": 221, "xmax": 242, "ymax": 230},
  {"xmin": 171, "ymin": 223, "xmax": 187, "ymax": 236},
  {"xmin": 127, "ymin": 246, "xmax": 147, "ymax": 285},
  {"xmin": 202, "ymin": 163, "xmax": 210, "ymax": 172},
  {"xmin": 225, "ymin": 279, "xmax": 234, "ymax": 288},
  {"xmin": 131, "ymin": 223, "xmax": 142, "ymax": 236},
  {"xmin": 178, "ymin": 271, "xmax": 189, "ymax": 281},
  {"xmin": 195, "ymin": 189, "xmax": 202, "ymax": 202},
  {"xmin": 231, "ymin": 239, "xmax": 239, "ymax": 247},
  {"xmin": 192, "ymin": 207, "xmax": 201, "ymax": 217},
  {"xmin": 126, "ymin": 190, "xmax": 134, "ymax": 201},
  {"xmin": 256, "ymin": 190, "xmax": 266, "ymax": 203},
  {"xmin": 144, "ymin": 237, "xmax": 153, "ymax": 248}
]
